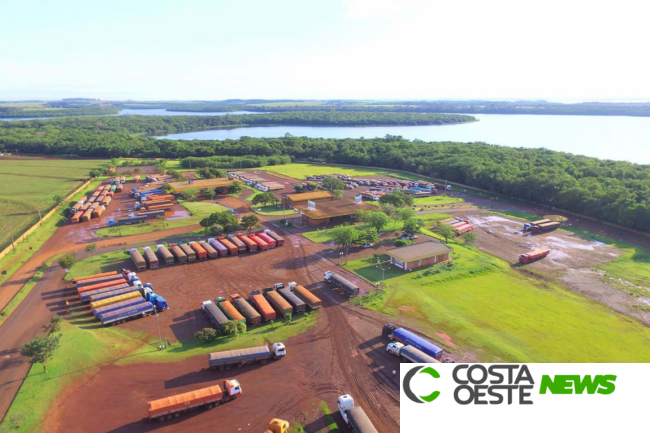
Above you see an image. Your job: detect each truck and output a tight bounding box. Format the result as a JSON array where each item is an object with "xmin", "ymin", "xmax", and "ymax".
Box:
[
  {"xmin": 256, "ymin": 231, "xmax": 277, "ymax": 248},
  {"xmin": 382, "ymin": 324, "xmax": 443, "ymax": 360},
  {"xmin": 179, "ymin": 243, "xmax": 196, "ymax": 262},
  {"xmin": 73, "ymin": 271, "xmax": 119, "ymax": 285},
  {"xmin": 264, "ymin": 229, "xmax": 285, "ymax": 247},
  {"xmin": 237, "ymin": 234, "xmax": 258, "ymax": 252},
  {"xmin": 208, "ymin": 343, "xmax": 286, "ymax": 370},
  {"xmin": 454, "ymin": 223, "xmax": 474, "ymax": 236},
  {"xmin": 216, "ymin": 297, "xmax": 246, "ymax": 324},
  {"xmin": 277, "ymin": 286, "xmax": 306, "ymax": 314},
  {"xmin": 263, "ymin": 287, "xmax": 293, "ymax": 316},
  {"xmin": 201, "ymin": 300, "xmax": 231, "ymax": 331},
  {"xmin": 131, "ymin": 188, "xmax": 163, "ymax": 198},
  {"xmin": 88, "ymin": 286, "xmax": 140, "ymax": 304},
  {"xmin": 139, "ymin": 210, "xmax": 166, "ymax": 219},
  {"xmin": 231, "ymin": 294, "xmax": 262, "ymax": 326},
  {"xmin": 140, "ymin": 286, "xmax": 169, "ymax": 311},
  {"xmin": 228, "ymin": 235, "xmax": 247, "ymax": 253},
  {"xmin": 90, "ymin": 290, "xmax": 142, "ymax": 311},
  {"xmin": 523, "ymin": 219, "xmax": 551, "ymax": 232},
  {"xmin": 93, "ymin": 296, "xmax": 147, "ymax": 319},
  {"xmin": 70, "ymin": 211, "xmax": 83, "ymax": 223},
  {"xmin": 288, "ymin": 282, "xmax": 322, "ymax": 311},
  {"xmin": 189, "ymin": 242, "xmax": 208, "ymax": 260},
  {"xmin": 386, "ymin": 342, "xmax": 439, "ymax": 363},
  {"xmin": 108, "ymin": 215, "xmax": 148, "ymax": 227},
  {"xmin": 81, "ymin": 209, "xmax": 93, "ymax": 222},
  {"xmin": 249, "ymin": 234, "xmax": 269, "ymax": 251},
  {"xmin": 80, "ymin": 283, "xmax": 132, "ymax": 303},
  {"xmin": 532, "ymin": 221, "xmax": 560, "ymax": 233},
  {"xmin": 337, "ymin": 395, "xmax": 378, "ymax": 433},
  {"xmin": 264, "ymin": 419, "xmax": 290, "ymax": 433},
  {"xmin": 143, "ymin": 247, "xmax": 160, "ymax": 269},
  {"xmin": 199, "ymin": 241, "xmax": 219, "ymax": 259},
  {"xmin": 249, "ymin": 291, "xmax": 276, "ymax": 322},
  {"xmin": 324, "ymin": 271, "xmax": 360, "ymax": 297},
  {"xmin": 77, "ymin": 278, "xmax": 128, "ymax": 296},
  {"xmin": 147, "ymin": 380, "xmax": 242, "ymax": 422},
  {"xmin": 130, "ymin": 248, "xmax": 146, "ymax": 271},
  {"xmin": 146, "ymin": 203, "xmax": 172, "ymax": 212},
  {"xmin": 98, "ymin": 301, "xmax": 155, "ymax": 326},
  {"xmin": 75, "ymin": 273, "xmax": 124, "ymax": 288},
  {"xmin": 208, "ymin": 238, "xmax": 228, "ymax": 256},
  {"xmin": 156, "ymin": 244, "xmax": 175, "ymax": 265},
  {"xmin": 217, "ymin": 236, "xmax": 238, "ymax": 255},
  {"xmin": 519, "ymin": 248, "xmax": 551, "ymax": 264},
  {"xmin": 169, "ymin": 244, "xmax": 188, "ymax": 263}
]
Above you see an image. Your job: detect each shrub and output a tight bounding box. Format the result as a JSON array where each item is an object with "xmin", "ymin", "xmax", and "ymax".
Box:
[{"xmin": 393, "ymin": 239, "xmax": 414, "ymax": 247}]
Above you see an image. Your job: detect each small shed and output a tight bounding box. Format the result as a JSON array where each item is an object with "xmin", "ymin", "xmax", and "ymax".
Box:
[{"xmin": 386, "ymin": 241, "xmax": 453, "ymax": 271}]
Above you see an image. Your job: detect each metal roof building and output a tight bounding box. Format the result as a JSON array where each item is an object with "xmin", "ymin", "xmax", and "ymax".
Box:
[{"xmin": 386, "ymin": 241, "xmax": 453, "ymax": 271}]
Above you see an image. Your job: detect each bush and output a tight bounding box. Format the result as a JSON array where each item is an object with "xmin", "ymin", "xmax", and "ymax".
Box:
[
  {"xmin": 194, "ymin": 328, "xmax": 218, "ymax": 343},
  {"xmin": 393, "ymin": 239, "xmax": 414, "ymax": 247}
]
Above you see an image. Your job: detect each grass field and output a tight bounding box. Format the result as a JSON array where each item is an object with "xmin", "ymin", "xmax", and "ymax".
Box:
[
  {"xmin": 0, "ymin": 158, "xmax": 108, "ymax": 250},
  {"xmin": 414, "ymin": 196, "xmax": 465, "ymax": 206},
  {"xmin": 345, "ymin": 242, "xmax": 650, "ymax": 362},
  {"xmin": 95, "ymin": 200, "xmax": 228, "ymax": 237},
  {"xmin": 263, "ymin": 163, "xmax": 421, "ymax": 181}
]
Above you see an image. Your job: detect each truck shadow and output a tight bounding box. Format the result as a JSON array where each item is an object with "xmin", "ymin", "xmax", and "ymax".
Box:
[{"xmin": 164, "ymin": 363, "xmax": 266, "ymax": 390}]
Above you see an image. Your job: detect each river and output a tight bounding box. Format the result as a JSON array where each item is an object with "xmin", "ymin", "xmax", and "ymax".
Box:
[{"xmin": 156, "ymin": 114, "xmax": 650, "ymax": 164}]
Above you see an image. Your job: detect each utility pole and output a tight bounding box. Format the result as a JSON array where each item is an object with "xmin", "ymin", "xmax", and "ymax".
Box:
[{"xmin": 154, "ymin": 306, "xmax": 165, "ymax": 349}]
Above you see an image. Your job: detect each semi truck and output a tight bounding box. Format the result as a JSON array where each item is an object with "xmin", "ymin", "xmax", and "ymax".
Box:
[
  {"xmin": 288, "ymin": 283, "xmax": 322, "ymax": 311},
  {"xmin": 169, "ymin": 244, "xmax": 188, "ymax": 263},
  {"xmin": 70, "ymin": 211, "xmax": 83, "ymax": 223},
  {"xmin": 532, "ymin": 221, "xmax": 560, "ymax": 233},
  {"xmin": 231, "ymin": 294, "xmax": 262, "ymax": 325},
  {"xmin": 228, "ymin": 235, "xmax": 247, "ymax": 253},
  {"xmin": 147, "ymin": 380, "xmax": 242, "ymax": 422},
  {"xmin": 202, "ymin": 300, "xmax": 231, "ymax": 331},
  {"xmin": 386, "ymin": 342, "xmax": 439, "ymax": 363},
  {"xmin": 454, "ymin": 223, "xmax": 475, "ymax": 236},
  {"xmin": 263, "ymin": 287, "xmax": 293, "ymax": 317},
  {"xmin": 93, "ymin": 296, "xmax": 147, "ymax": 319},
  {"xmin": 200, "ymin": 241, "xmax": 219, "ymax": 259},
  {"xmin": 82, "ymin": 284, "xmax": 134, "ymax": 303},
  {"xmin": 264, "ymin": 229, "xmax": 285, "ymax": 247},
  {"xmin": 90, "ymin": 290, "xmax": 142, "ymax": 311},
  {"xmin": 143, "ymin": 247, "xmax": 160, "ymax": 269},
  {"xmin": 77, "ymin": 278, "xmax": 128, "ymax": 296},
  {"xmin": 140, "ymin": 286, "xmax": 169, "ymax": 311},
  {"xmin": 156, "ymin": 244, "xmax": 175, "ymax": 265},
  {"xmin": 190, "ymin": 242, "xmax": 208, "ymax": 260},
  {"xmin": 256, "ymin": 231, "xmax": 276, "ymax": 248},
  {"xmin": 108, "ymin": 215, "xmax": 148, "ymax": 227},
  {"xmin": 519, "ymin": 248, "xmax": 551, "ymax": 264},
  {"xmin": 130, "ymin": 248, "xmax": 146, "ymax": 271},
  {"xmin": 91, "ymin": 206, "xmax": 106, "ymax": 219},
  {"xmin": 324, "ymin": 271, "xmax": 360, "ymax": 297},
  {"xmin": 75, "ymin": 273, "xmax": 123, "ymax": 288},
  {"xmin": 208, "ymin": 343, "xmax": 286, "ymax": 370},
  {"xmin": 237, "ymin": 234, "xmax": 258, "ymax": 252},
  {"xmin": 248, "ymin": 291, "xmax": 276, "ymax": 322},
  {"xmin": 249, "ymin": 234, "xmax": 269, "ymax": 251},
  {"xmin": 73, "ymin": 271, "xmax": 119, "ymax": 285},
  {"xmin": 337, "ymin": 395, "xmax": 378, "ymax": 433},
  {"xmin": 179, "ymin": 243, "xmax": 196, "ymax": 262},
  {"xmin": 99, "ymin": 301, "xmax": 155, "ymax": 326},
  {"xmin": 218, "ymin": 236, "xmax": 238, "ymax": 255},
  {"xmin": 81, "ymin": 209, "xmax": 93, "ymax": 222},
  {"xmin": 216, "ymin": 297, "xmax": 246, "ymax": 324},
  {"xmin": 382, "ymin": 324, "xmax": 443, "ymax": 360},
  {"xmin": 523, "ymin": 219, "xmax": 551, "ymax": 232},
  {"xmin": 208, "ymin": 238, "xmax": 228, "ymax": 256},
  {"xmin": 139, "ymin": 210, "xmax": 166, "ymax": 219},
  {"xmin": 277, "ymin": 286, "xmax": 306, "ymax": 314}
]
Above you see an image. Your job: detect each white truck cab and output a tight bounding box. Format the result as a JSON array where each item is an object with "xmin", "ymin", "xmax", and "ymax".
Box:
[
  {"xmin": 224, "ymin": 379, "xmax": 242, "ymax": 397},
  {"xmin": 386, "ymin": 342, "xmax": 404, "ymax": 356},
  {"xmin": 201, "ymin": 300, "xmax": 213, "ymax": 310},
  {"xmin": 324, "ymin": 271, "xmax": 334, "ymax": 281},
  {"xmin": 272, "ymin": 342, "xmax": 287, "ymax": 358},
  {"xmin": 337, "ymin": 394, "xmax": 355, "ymax": 424}
]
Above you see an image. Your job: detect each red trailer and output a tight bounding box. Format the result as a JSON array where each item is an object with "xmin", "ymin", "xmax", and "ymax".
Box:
[
  {"xmin": 255, "ymin": 231, "xmax": 276, "ymax": 248},
  {"xmin": 77, "ymin": 278, "xmax": 127, "ymax": 295},
  {"xmin": 264, "ymin": 229, "xmax": 284, "ymax": 247},
  {"xmin": 228, "ymin": 235, "xmax": 247, "ymax": 253},
  {"xmin": 190, "ymin": 242, "xmax": 208, "ymax": 260},
  {"xmin": 450, "ymin": 220, "xmax": 467, "ymax": 228},
  {"xmin": 237, "ymin": 234, "xmax": 258, "ymax": 252},
  {"xmin": 70, "ymin": 211, "xmax": 83, "ymax": 223},
  {"xmin": 455, "ymin": 223, "xmax": 474, "ymax": 236},
  {"xmin": 91, "ymin": 206, "xmax": 106, "ymax": 218},
  {"xmin": 81, "ymin": 209, "xmax": 93, "ymax": 222},
  {"xmin": 519, "ymin": 249, "xmax": 551, "ymax": 264},
  {"xmin": 248, "ymin": 234, "xmax": 269, "ymax": 251},
  {"xmin": 249, "ymin": 293, "xmax": 276, "ymax": 321},
  {"xmin": 217, "ymin": 237, "xmax": 238, "ymax": 255}
]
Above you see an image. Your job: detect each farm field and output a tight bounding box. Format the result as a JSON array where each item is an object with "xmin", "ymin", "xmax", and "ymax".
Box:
[
  {"xmin": 345, "ymin": 242, "xmax": 650, "ymax": 362},
  {"xmin": 263, "ymin": 163, "xmax": 421, "ymax": 181},
  {"xmin": 0, "ymin": 158, "xmax": 107, "ymax": 250}
]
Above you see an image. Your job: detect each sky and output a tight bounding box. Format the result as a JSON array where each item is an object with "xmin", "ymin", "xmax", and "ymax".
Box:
[{"xmin": 1, "ymin": 0, "xmax": 649, "ymax": 101}]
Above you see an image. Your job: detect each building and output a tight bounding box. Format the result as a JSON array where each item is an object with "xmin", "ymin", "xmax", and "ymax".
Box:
[
  {"xmin": 282, "ymin": 191, "xmax": 333, "ymax": 208},
  {"xmin": 386, "ymin": 241, "xmax": 453, "ymax": 271},
  {"xmin": 168, "ymin": 178, "xmax": 242, "ymax": 194},
  {"xmin": 294, "ymin": 198, "xmax": 375, "ymax": 226}
]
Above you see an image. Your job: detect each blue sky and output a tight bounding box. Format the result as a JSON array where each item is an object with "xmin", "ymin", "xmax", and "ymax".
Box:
[{"xmin": 1, "ymin": 0, "xmax": 648, "ymax": 101}]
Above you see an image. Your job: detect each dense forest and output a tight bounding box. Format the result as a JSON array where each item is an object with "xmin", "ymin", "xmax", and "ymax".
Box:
[{"xmin": 0, "ymin": 104, "xmax": 119, "ymax": 118}]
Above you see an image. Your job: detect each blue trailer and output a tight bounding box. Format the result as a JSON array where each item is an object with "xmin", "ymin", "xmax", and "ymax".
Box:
[
  {"xmin": 108, "ymin": 215, "xmax": 148, "ymax": 227},
  {"xmin": 141, "ymin": 286, "xmax": 169, "ymax": 311},
  {"xmin": 75, "ymin": 275, "xmax": 125, "ymax": 288},
  {"xmin": 139, "ymin": 210, "xmax": 166, "ymax": 219},
  {"xmin": 99, "ymin": 301, "xmax": 155, "ymax": 326},
  {"xmin": 382, "ymin": 324, "xmax": 443, "ymax": 359},
  {"xmin": 80, "ymin": 283, "xmax": 131, "ymax": 303},
  {"xmin": 133, "ymin": 189, "xmax": 164, "ymax": 199},
  {"xmin": 93, "ymin": 297, "xmax": 147, "ymax": 318},
  {"xmin": 88, "ymin": 286, "xmax": 140, "ymax": 304}
]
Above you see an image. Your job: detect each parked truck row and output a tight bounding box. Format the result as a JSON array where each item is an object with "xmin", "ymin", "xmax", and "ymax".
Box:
[
  {"xmin": 324, "ymin": 271, "xmax": 360, "ymax": 297},
  {"xmin": 208, "ymin": 343, "xmax": 286, "ymax": 370},
  {"xmin": 69, "ymin": 182, "xmax": 118, "ymax": 224}
]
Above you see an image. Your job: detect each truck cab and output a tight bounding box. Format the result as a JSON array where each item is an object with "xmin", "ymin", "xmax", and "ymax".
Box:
[
  {"xmin": 224, "ymin": 379, "xmax": 242, "ymax": 398},
  {"xmin": 324, "ymin": 271, "xmax": 334, "ymax": 281},
  {"xmin": 108, "ymin": 219, "xmax": 116, "ymax": 227},
  {"xmin": 523, "ymin": 223, "xmax": 532, "ymax": 231},
  {"xmin": 337, "ymin": 394, "xmax": 355, "ymax": 424},
  {"xmin": 382, "ymin": 323, "xmax": 396, "ymax": 340},
  {"xmin": 272, "ymin": 342, "xmax": 287, "ymax": 358},
  {"xmin": 273, "ymin": 283, "xmax": 285, "ymax": 290},
  {"xmin": 202, "ymin": 300, "xmax": 214, "ymax": 311},
  {"xmin": 386, "ymin": 342, "xmax": 404, "ymax": 356}
]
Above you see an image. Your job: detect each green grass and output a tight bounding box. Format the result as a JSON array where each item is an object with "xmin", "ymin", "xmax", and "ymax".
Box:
[
  {"xmin": 320, "ymin": 401, "xmax": 340, "ymax": 433},
  {"xmin": 95, "ymin": 200, "xmax": 228, "ymax": 237},
  {"xmin": 262, "ymin": 163, "xmax": 421, "ymax": 181},
  {"xmin": 413, "ymin": 196, "xmax": 465, "ymax": 206},
  {"xmin": 345, "ymin": 242, "xmax": 650, "ymax": 362},
  {"xmin": 490, "ymin": 210, "xmax": 544, "ymax": 221},
  {"xmin": 64, "ymin": 250, "xmax": 130, "ymax": 281},
  {"xmin": 252, "ymin": 204, "xmax": 290, "ymax": 217}
]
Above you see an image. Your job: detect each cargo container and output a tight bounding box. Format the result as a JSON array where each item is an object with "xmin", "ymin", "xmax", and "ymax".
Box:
[
  {"xmin": 288, "ymin": 283, "xmax": 322, "ymax": 311},
  {"xmin": 519, "ymin": 248, "xmax": 551, "ymax": 264},
  {"xmin": 81, "ymin": 209, "xmax": 93, "ymax": 222},
  {"xmin": 208, "ymin": 238, "xmax": 228, "ymax": 256},
  {"xmin": 80, "ymin": 203, "xmax": 90, "ymax": 212},
  {"xmin": 217, "ymin": 237, "xmax": 238, "ymax": 255},
  {"xmin": 143, "ymin": 247, "xmax": 160, "ymax": 269},
  {"xmin": 93, "ymin": 296, "xmax": 146, "ymax": 318},
  {"xmin": 228, "ymin": 235, "xmax": 247, "ymax": 253},
  {"xmin": 75, "ymin": 274, "xmax": 124, "ymax": 288},
  {"xmin": 189, "ymin": 242, "xmax": 208, "ymax": 260},
  {"xmin": 91, "ymin": 206, "xmax": 106, "ymax": 219},
  {"xmin": 231, "ymin": 294, "xmax": 261, "ymax": 325},
  {"xmin": 110, "ymin": 215, "xmax": 148, "ymax": 226},
  {"xmin": 256, "ymin": 231, "xmax": 277, "ymax": 248},
  {"xmin": 386, "ymin": 342, "xmax": 439, "ymax": 363},
  {"xmin": 90, "ymin": 290, "xmax": 141, "ymax": 310},
  {"xmin": 249, "ymin": 291, "xmax": 276, "ymax": 321},
  {"xmin": 338, "ymin": 395, "xmax": 378, "ymax": 433},
  {"xmin": 77, "ymin": 278, "xmax": 128, "ymax": 295},
  {"xmin": 80, "ymin": 283, "xmax": 131, "ymax": 303},
  {"xmin": 264, "ymin": 229, "xmax": 285, "ymax": 247},
  {"xmin": 130, "ymin": 248, "xmax": 146, "ymax": 271},
  {"xmin": 208, "ymin": 343, "xmax": 285, "ymax": 370},
  {"xmin": 156, "ymin": 244, "xmax": 175, "ymax": 265},
  {"xmin": 70, "ymin": 211, "xmax": 83, "ymax": 223},
  {"xmin": 324, "ymin": 271, "xmax": 360, "ymax": 297},
  {"xmin": 100, "ymin": 301, "xmax": 154, "ymax": 326},
  {"xmin": 144, "ymin": 200, "xmax": 172, "ymax": 208},
  {"xmin": 147, "ymin": 380, "xmax": 242, "ymax": 422},
  {"xmin": 139, "ymin": 210, "xmax": 166, "ymax": 219},
  {"xmin": 263, "ymin": 288, "xmax": 293, "ymax": 316},
  {"xmin": 277, "ymin": 287, "xmax": 306, "ymax": 314},
  {"xmin": 199, "ymin": 241, "xmax": 219, "ymax": 259},
  {"xmin": 179, "ymin": 243, "xmax": 196, "ymax": 262},
  {"xmin": 141, "ymin": 194, "xmax": 174, "ymax": 202},
  {"xmin": 169, "ymin": 244, "xmax": 188, "ymax": 263},
  {"xmin": 115, "ymin": 184, "xmax": 123, "ymax": 193},
  {"xmin": 249, "ymin": 234, "xmax": 269, "ymax": 251},
  {"xmin": 146, "ymin": 203, "xmax": 172, "ymax": 211},
  {"xmin": 73, "ymin": 271, "xmax": 119, "ymax": 284},
  {"xmin": 88, "ymin": 286, "xmax": 140, "ymax": 304},
  {"xmin": 532, "ymin": 221, "xmax": 560, "ymax": 233},
  {"xmin": 216, "ymin": 297, "xmax": 246, "ymax": 324},
  {"xmin": 71, "ymin": 202, "xmax": 82, "ymax": 213},
  {"xmin": 382, "ymin": 324, "xmax": 443, "ymax": 359},
  {"xmin": 454, "ymin": 223, "xmax": 474, "ymax": 236},
  {"xmin": 201, "ymin": 300, "xmax": 231, "ymax": 331},
  {"xmin": 89, "ymin": 203, "xmax": 100, "ymax": 210},
  {"xmin": 237, "ymin": 234, "xmax": 258, "ymax": 252}
]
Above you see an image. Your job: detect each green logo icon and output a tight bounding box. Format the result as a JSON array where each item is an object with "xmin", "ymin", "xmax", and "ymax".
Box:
[{"xmin": 403, "ymin": 366, "xmax": 441, "ymax": 403}]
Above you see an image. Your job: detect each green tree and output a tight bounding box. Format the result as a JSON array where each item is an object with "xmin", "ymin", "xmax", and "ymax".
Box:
[
  {"xmin": 208, "ymin": 224, "xmax": 224, "ymax": 236},
  {"xmin": 200, "ymin": 211, "xmax": 239, "ymax": 232},
  {"xmin": 58, "ymin": 252, "xmax": 77, "ymax": 270},
  {"xmin": 194, "ymin": 327, "xmax": 218, "ymax": 343},
  {"xmin": 354, "ymin": 209, "xmax": 373, "ymax": 227},
  {"xmin": 332, "ymin": 189, "xmax": 344, "ymax": 200},
  {"xmin": 330, "ymin": 224, "xmax": 359, "ymax": 256},
  {"xmin": 358, "ymin": 227, "xmax": 379, "ymax": 245},
  {"xmin": 222, "ymin": 320, "xmax": 246, "ymax": 338},
  {"xmin": 436, "ymin": 223, "xmax": 455, "ymax": 243},
  {"xmin": 240, "ymin": 214, "xmax": 260, "ymax": 232},
  {"xmin": 463, "ymin": 232, "xmax": 477, "ymax": 245},
  {"xmin": 89, "ymin": 169, "xmax": 102, "ymax": 178},
  {"xmin": 252, "ymin": 192, "xmax": 276, "ymax": 207},
  {"xmin": 47, "ymin": 316, "xmax": 63, "ymax": 335},
  {"xmin": 307, "ymin": 182, "xmax": 318, "ymax": 191},
  {"xmin": 52, "ymin": 194, "xmax": 64, "ymax": 205},
  {"xmin": 180, "ymin": 188, "xmax": 200, "ymax": 201},
  {"xmin": 20, "ymin": 334, "xmax": 62, "ymax": 373},
  {"xmin": 85, "ymin": 243, "xmax": 97, "ymax": 253},
  {"xmin": 402, "ymin": 218, "xmax": 423, "ymax": 237},
  {"xmin": 322, "ymin": 176, "xmax": 345, "ymax": 193},
  {"xmin": 397, "ymin": 207, "xmax": 416, "ymax": 224},
  {"xmin": 368, "ymin": 211, "xmax": 390, "ymax": 232},
  {"xmin": 204, "ymin": 189, "xmax": 217, "ymax": 201},
  {"xmin": 227, "ymin": 182, "xmax": 243, "ymax": 194},
  {"xmin": 294, "ymin": 184, "xmax": 305, "ymax": 193},
  {"xmin": 379, "ymin": 191, "xmax": 414, "ymax": 208}
]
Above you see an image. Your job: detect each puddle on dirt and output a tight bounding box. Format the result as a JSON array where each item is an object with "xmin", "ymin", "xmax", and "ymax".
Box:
[
  {"xmin": 166, "ymin": 209, "xmax": 190, "ymax": 220},
  {"xmin": 545, "ymin": 236, "xmax": 603, "ymax": 251}
]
